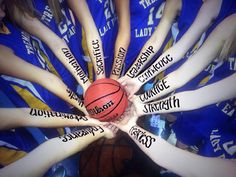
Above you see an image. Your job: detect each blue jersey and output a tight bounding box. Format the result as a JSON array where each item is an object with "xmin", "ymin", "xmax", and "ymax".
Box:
[
  {"xmin": 0, "ymin": 20, "xmax": 77, "ymax": 175},
  {"xmin": 0, "ymin": 19, "xmax": 72, "ymax": 112},
  {"xmin": 173, "ymin": 99, "xmax": 236, "ymax": 159},
  {"xmin": 33, "ymin": 0, "xmax": 87, "ymax": 92},
  {"xmin": 125, "ymin": 0, "xmax": 172, "ymax": 71},
  {"xmin": 199, "ymin": 120, "xmax": 236, "ymax": 159},
  {"xmin": 186, "ymin": 0, "xmax": 236, "ymax": 59},
  {"xmin": 77, "ymin": 0, "xmax": 118, "ymax": 78},
  {"xmin": 172, "ymin": 55, "xmax": 236, "ymax": 158},
  {"xmin": 171, "ymin": 2, "xmax": 236, "ymax": 156},
  {"xmin": 165, "ymin": 1, "xmax": 236, "ymax": 96},
  {"xmin": 165, "ymin": 0, "xmax": 236, "ymax": 78},
  {"xmin": 172, "ymin": 0, "xmax": 202, "ymax": 43},
  {"xmin": 164, "ymin": 0, "xmax": 202, "ymax": 76}
]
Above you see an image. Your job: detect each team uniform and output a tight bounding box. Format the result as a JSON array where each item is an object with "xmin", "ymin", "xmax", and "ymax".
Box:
[
  {"xmin": 172, "ymin": 1, "xmax": 236, "ymax": 158},
  {"xmin": 167, "ymin": 0, "xmax": 236, "ymax": 90},
  {"xmin": 125, "ymin": 0, "xmax": 171, "ymax": 72},
  {"xmin": 163, "ymin": 0, "xmax": 202, "ymax": 76},
  {"xmin": 130, "ymin": 1, "xmax": 175, "ymax": 138},
  {"xmin": 0, "ymin": 19, "xmax": 71, "ymax": 112},
  {"xmin": 0, "ymin": 15, "xmax": 78, "ymax": 176},
  {"xmin": 33, "ymin": 0, "xmax": 87, "ymax": 93},
  {"xmin": 76, "ymin": 0, "xmax": 118, "ymax": 79}
]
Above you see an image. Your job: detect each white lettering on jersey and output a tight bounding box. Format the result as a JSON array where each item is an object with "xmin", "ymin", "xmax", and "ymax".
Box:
[
  {"xmin": 221, "ymin": 103, "xmax": 235, "ymax": 117},
  {"xmin": 58, "ymin": 9, "xmax": 76, "ymax": 43},
  {"xmin": 135, "ymin": 2, "xmax": 165, "ymax": 38},
  {"xmin": 210, "ymin": 129, "xmax": 222, "ymax": 152},
  {"xmin": 139, "ymin": 0, "xmax": 159, "ymax": 9},
  {"xmin": 99, "ymin": 0, "xmax": 116, "ymax": 37},
  {"xmin": 21, "ymin": 32, "xmax": 34, "ymax": 55},
  {"xmin": 135, "ymin": 27, "xmax": 153, "ymax": 37},
  {"xmin": 223, "ymin": 141, "xmax": 236, "ymax": 156},
  {"xmin": 41, "ymin": 5, "xmax": 53, "ymax": 23},
  {"xmin": 229, "ymin": 57, "xmax": 236, "ymax": 71}
]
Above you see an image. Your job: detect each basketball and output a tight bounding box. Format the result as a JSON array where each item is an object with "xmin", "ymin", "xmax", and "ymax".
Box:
[
  {"xmin": 79, "ymin": 133, "xmax": 140, "ymax": 177},
  {"xmin": 84, "ymin": 78, "xmax": 128, "ymax": 122}
]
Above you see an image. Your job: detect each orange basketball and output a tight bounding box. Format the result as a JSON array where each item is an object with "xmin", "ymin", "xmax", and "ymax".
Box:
[{"xmin": 84, "ymin": 78, "xmax": 128, "ymax": 122}]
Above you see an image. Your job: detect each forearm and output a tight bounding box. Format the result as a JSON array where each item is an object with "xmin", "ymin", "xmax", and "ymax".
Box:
[
  {"xmin": 0, "ymin": 108, "xmax": 96, "ymax": 130},
  {"xmin": 133, "ymin": 0, "xmax": 222, "ymax": 85},
  {"xmin": 0, "ymin": 126, "xmax": 106, "ymax": 177},
  {"xmin": 49, "ymin": 42, "xmax": 90, "ymax": 90},
  {"xmin": 177, "ymin": 0, "xmax": 222, "ymax": 49},
  {"xmin": 110, "ymin": 32, "xmax": 130, "ymax": 80},
  {"xmin": 87, "ymin": 36, "xmax": 106, "ymax": 79},
  {"xmin": 125, "ymin": 0, "xmax": 180, "ymax": 79},
  {"xmin": 126, "ymin": 125, "xmax": 236, "ymax": 177},
  {"xmin": 134, "ymin": 28, "xmax": 217, "ymax": 85},
  {"xmin": 137, "ymin": 75, "xmax": 175, "ymax": 103},
  {"xmin": 138, "ymin": 73, "xmax": 236, "ymax": 115},
  {"xmin": 110, "ymin": 0, "xmax": 131, "ymax": 80},
  {"xmin": 137, "ymin": 20, "xmax": 229, "ymax": 102},
  {"xmin": 0, "ymin": 47, "xmax": 86, "ymax": 114},
  {"xmin": 18, "ymin": 15, "xmax": 90, "ymax": 90},
  {"xmin": 68, "ymin": 0, "xmax": 105, "ymax": 79},
  {"xmin": 38, "ymin": 73, "xmax": 86, "ymax": 113}
]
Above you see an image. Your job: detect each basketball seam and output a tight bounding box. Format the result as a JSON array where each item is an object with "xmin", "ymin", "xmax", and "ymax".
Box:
[
  {"xmin": 99, "ymin": 90, "xmax": 126, "ymax": 121},
  {"xmin": 85, "ymin": 86, "xmax": 121, "ymax": 107},
  {"xmin": 86, "ymin": 82, "xmax": 119, "ymax": 93}
]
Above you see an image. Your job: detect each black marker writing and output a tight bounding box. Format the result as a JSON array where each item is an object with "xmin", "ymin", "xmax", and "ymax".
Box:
[
  {"xmin": 29, "ymin": 108, "xmax": 88, "ymax": 122},
  {"xmin": 143, "ymin": 96, "xmax": 180, "ymax": 114},
  {"xmin": 127, "ymin": 46, "xmax": 155, "ymax": 78},
  {"xmin": 92, "ymin": 39, "xmax": 104, "ymax": 75},
  {"xmin": 61, "ymin": 48, "xmax": 88, "ymax": 84},
  {"xmin": 59, "ymin": 126, "xmax": 104, "ymax": 142},
  {"xmin": 139, "ymin": 78, "xmax": 170, "ymax": 102},
  {"xmin": 112, "ymin": 47, "xmax": 126, "ymax": 76},
  {"xmin": 66, "ymin": 88, "xmax": 84, "ymax": 107},
  {"xmin": 137, "ymin": 54, "xmax": 173, "ymax": 83},
  {"xmin": 129, "ymin": 125, "xmax": 156, "ymax": 148}
]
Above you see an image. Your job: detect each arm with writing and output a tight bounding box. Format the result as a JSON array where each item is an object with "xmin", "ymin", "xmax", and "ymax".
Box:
[
  {"xmin": 116, "ymin": 114, "xmax": 236, "ymax": 177},
  {"xmin": 0, "ymin": 125, "xmax": 115, "ymax": 177},
  {"xmin": 122, "ymin": 0, "xmax": 181, "ymax": 80},
  {"xmin": 121, "ymin": 0, "xmax": 222, "ymax": 97},
  {"xmin": 134, "ymin": 73, "xmax": 236, "ymax": 116},
  {"xmin": 136, "ymin": 13, "xmax": 236, "ymax": 103},
  {"xmin": 0, "ymin": 108, "xmax": 102, "ymax": 130},
  {"xmin": 110, "ymin": 0, "xmax": 130, "ymax": 80},
  {"xmin": 68, "ymin": 0, "xmax": 106, "ymax": 79},
  {"xmin": 14, "ymin": 8, "xmax": 91, "ymax": 91},
  {"xmin": 0, "ymin": 45, "xmax": 87, "ymax": 114}
]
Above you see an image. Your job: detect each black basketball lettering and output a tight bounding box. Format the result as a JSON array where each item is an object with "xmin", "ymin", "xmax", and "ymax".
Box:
[
  {"xmin": 99, "ymin": 88, "xmax": 126, "ymax": 121},
  {"xmin": 85, "ymin": 86, "xmax": 121, "ymax": 107},
  {"xmin": 84, "ymin": 78, "xmax": 128, "ymax": 121}
]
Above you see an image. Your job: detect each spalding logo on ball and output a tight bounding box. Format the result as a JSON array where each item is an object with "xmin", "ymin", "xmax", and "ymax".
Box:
[{"xmin": 84, "ymin": 78, "xmax": 128, "ymax": 122}]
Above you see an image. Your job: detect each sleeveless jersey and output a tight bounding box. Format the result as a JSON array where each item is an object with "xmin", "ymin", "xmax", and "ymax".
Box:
[
  {"xmin": 164, "ymin": 0, "xmax": 202, "ymax": 76},
  {"xmin": 171, "ymin": 3, "xmax": 236, "ymax": 158},
  {"xmin": 172, "ymin": 55, "xmax": 236, "ymax": 158},
  {"xmin": 33, "ymin": 0, "xmax": 87, "ymax": 93},
  {"xmin": 77, "ymin": 0, "xmax": 118, "ymax": 78},
  {"xmin": 0, "ymin": 19, "xmax": 72, "ymax": 112},
  {"xmin": 125, "ymin": 0, "xmax": 172, "ymax": 72}
]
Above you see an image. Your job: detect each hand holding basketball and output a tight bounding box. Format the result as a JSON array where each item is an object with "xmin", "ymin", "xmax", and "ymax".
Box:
[{"xmin": 84, "ymin": 78, "xmax": 128, "ymax": 122}]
